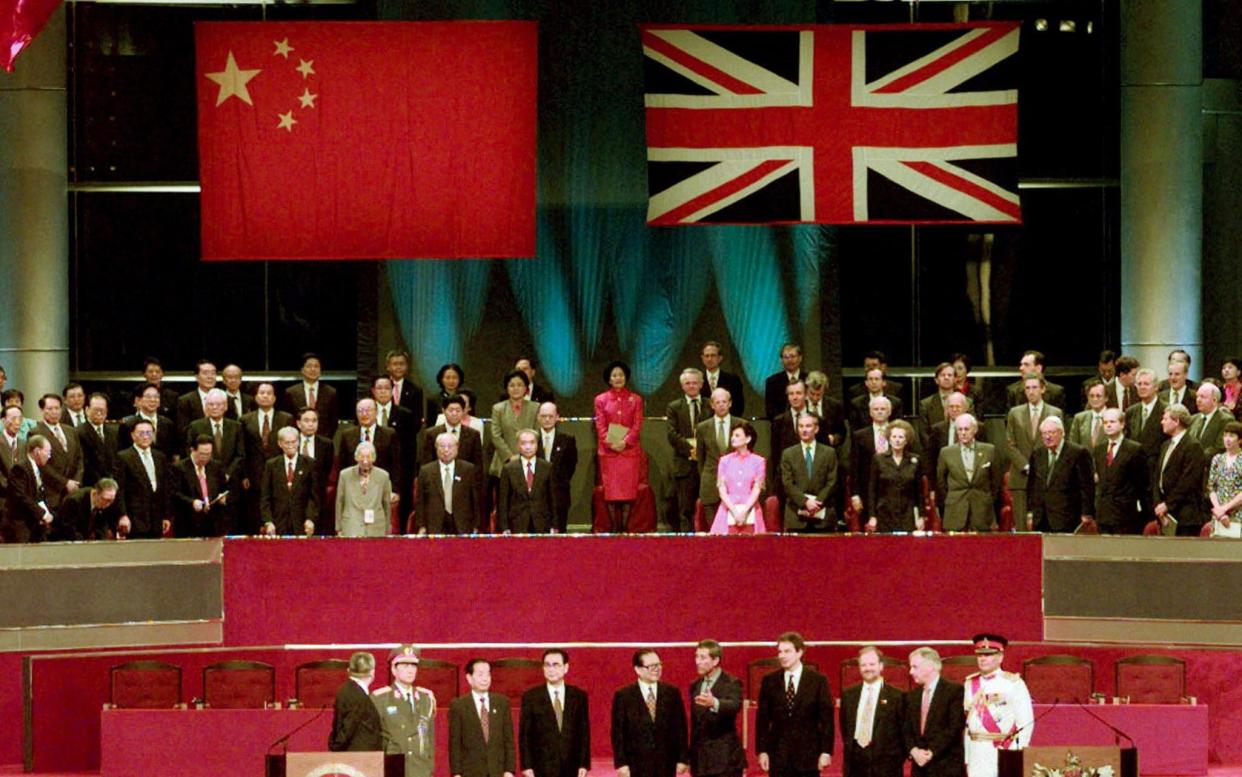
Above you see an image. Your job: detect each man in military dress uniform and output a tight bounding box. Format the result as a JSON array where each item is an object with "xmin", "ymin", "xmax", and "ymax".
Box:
[
  {"xmin": 962, "ymin": 634, "xmax": 1033, "ymax": 777},
  {"xmin": 372, "ymin": 645, "xmax": 437, "ymax": 777}
]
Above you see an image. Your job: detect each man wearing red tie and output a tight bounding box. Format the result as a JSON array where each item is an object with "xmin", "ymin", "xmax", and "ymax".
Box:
[
  {"xmin": 755, "ymin": 632, "xmax": 833, "ymax": 777},
  {"xmin": 450, "ymin": 659, "xmax": 515, "ymax": 777},
  {"xmin": 498, "ymin": 429, "xmax": 555, "ymax": 534},
  {"xmin": 259, "ymin": 427, "xmax": 318, "ymax": 535},
  {"xmin": 172, "ymin": 436, "xmax": 228, "ymax": 537}
]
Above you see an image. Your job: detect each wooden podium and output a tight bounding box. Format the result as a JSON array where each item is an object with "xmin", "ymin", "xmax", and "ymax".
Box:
[
  {"xmin": 266, "ymin": 752, "xmax": 404, "ymax": 777},
  {"xmin": 1000, "ymin": 747, "xmax": 1137, "ymax": 777}
]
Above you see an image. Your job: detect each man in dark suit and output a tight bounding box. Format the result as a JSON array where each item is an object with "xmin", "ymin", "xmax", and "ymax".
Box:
[
  {"xmin": 1158, "ymin": 358, "xmax": 1197, "ymax": 412},
  {"xmin": 186, "ymin": 388, "xmax": 245, "ymax": 487},
  {"xmin": 498, "ymin": 429, "xmax": 556, "ymax": 533},
  {"xmin": 1189, "ymin": 383, "xmax": 1234, "ymax": 463},
  {"xmin": 285, "ymin": 352, "xmax": 339, "ymax": 439},
  {"xmin": 936, "ymin": 414, "xmax": 1001, "ymax": 531},
  {"xmin": 755, "ymin": 632, "xmax": 833, "ymax": 777},
  {"xmin": 536, "ymin": 403, "xmax": 578, "ymax": 534},
  {"xmin": 1104, "ymin": 355, "xmax": 1141, "ymax": 410},
  {"xmin": 1093, "ymin": 408, "xmax": 1150, "ymax": 534},
  {"xmin": 176, "ymin": 359, "xmax": 219, "ymax": 438},
  {"xmin": 141, "ymin": 357, "xmax": 182, "ymax": 420},
  {"xmin": 416, "ymin": 431, "xmax": 482, "ymax": 534},
  {"xmin": 918, "ymin": 363, "xmax": 963, "ymax": 441},
  {"xmin": 220, "ymin": 364, "xmax": 257, "ymax": 421},
  {"xmin": 849, "ymin": 395, "xmax": 894, "ymax": 519},
  {"xmin": 780, "ymin": 414, "xmax": 838, "ymax": 532},
  {"xmin": 1026, "ymin": 416, "xmax": 1095, "ymax": 532},
  {"xmin": 1153, "ymin": 405, "xmax": 1206, "ymax": 536},
  {"xmin": 114, "ymin": 419, "xmax": 172, "ymax": 539},
  {"xmin": 295, "ymin": 407, "xmax": 335, "ymax": 534},
  {"xmin": 1004, "ymin": 351, "xmax": 1066, "ymax": 410},
  {"xmin": 804, "ymin": 372, "xmax": 847, "ymax": 449},
  {"xmin": 58, "ymin": 479, "xmax": 123, "ymax": 541},
  {"xmin": 337, "ymin": 398, "xmax": 402, "ymax": 505},
  {"xmin": 387, "ymin": 349, "xmax": 426, "ymax": 421},
  {"xmin": 849, "ymin": 369, "xmax": 905, "ymax": 431},
  {"xmin": 666, "ymin": 368, "xmax": 706, "ymax": 533},
  {"xmin": 450, "ymin": 658, "xmax": 516, "ymax": 777},
  {"xmin": 239, "ymin": 382, "xmax": 293, "ymax": 532},
  {"xmin": 847, "ymin": 352, "xmax": 905, "ymax": 406},
  {"xmin": 700, "ymin": 341, "xmax": 746, "ymax": 420},
  {"xmin": 839, "ymin": 646, "xmax": 905, "ymax": 777},
  {"xmin": 35, "ymin": 393, "xmax": 84, "ymax": 491},
  {"xmin": 764, "ymin": 343, "xmax": 807, "ymax": 420},
  {"xmin": 419, "ymin": 395, "xmax": 484, "ymax": 470},
  {"xmin": 688, "ymin": 640, "xmax": 745, "ymax": 777},
  {"xmin": 695, "ymin": 389, "xmax": 745, "ymax": 523},
  {"xmin": 1004, "ymin": 374, "xmax": 1064, "ymax": 522},
  {"xmin": 769, "ymin": 380, "xmax": 828, "ymax": 505},
  {"xmin": 903, "ymin": 647, "xmax": 964, "ymax": 777},
  {"xmin": 611, "ymin": 649, "xmax": 688, "ymax": 777},
  {"xmin": 329, "ymin": 651, "xmax": 383, "ymax": 752},
  {"xmin": 3, "ymin": 435, "xmax": 62, "ymax": 543},
  {"xmin": 0, "ymin": 405, "xmax": 28, "ymax": 519},
  {"xmin": 374, "ymin": 374, "xmax": 420, "ymax": 512},
  {"xmin": 519, "ymin": 649, "xmax": 590, "ymax": 777},
  {"xmin": 172, "ymin": 435, "xmax": 230, "ymax": 537},
  {"xmin": 514, "ymin": 356, "xmax": 554, "ymax": 405},
  {"xmin": 1123, "ymin": 368, "xmax": 1169, "ymax": 470},
  {"xmin": 121, "ymin": 383, "xmax": 180, "ymax": 460},
  {"xmin": 260, "ymin": 427, "xmax": 319, "ymax": 535},
  {"xmin": 80, "ymin": 392, "xmax": 120, "ymax": 486},
  {"xmin": 1080, "ymin": 350, "xmax": 1116, "ymax": 407}
]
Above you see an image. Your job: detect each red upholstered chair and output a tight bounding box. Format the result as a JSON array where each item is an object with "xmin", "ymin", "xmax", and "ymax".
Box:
[
  {"xmin": 109, "ymin": 661, "xmax": 182, "ymax": 709},
  {"xmin": 1022, "ymin": 654, "xmax": 1095, "ymax": 703},
  {"xmin": 920, "ymin": 476, "xmax": 943, "ymax": 532},
  {"xmin": 998, "ymin": 472, "xmax": 1015, "ymax": 532},
  {"xmin": 763, "ymin": 495, "xmax": 782, "ymax": 533},
  {"xmin": 413, "ymin": 658, "xmax": 459, "ymax": 705},
  {"xmin": 839, "ymin": 656, "xmax": 910, "ymax": 693},
  {"xmin": 203, "ymin": 660, "xmax": 276, "ymax": 709},
  {"xmin": 843, "ymin": 475, "xmax": 862, "ymax": 532},
  {"xmin": 940, "ymin": 655, "xmax": 978, "ymax": 685},
  {"xmin": 693, "ymin": 500, "xmax": 709, "ymax": 532},
  {"xmin": 1115, "ymin": 655, "xmax": 1190, "ymax": 703},
  {"xmin": 489, "ymin": 658, "xmax": 543, "ymax": 704},
  {"xmin": 745, "ymin": 657, "xmax": 819, "ymax": 702},
  {"xmin": 294, "ymin": 659, "xmax": 349, "ymax": 708},
  {"xmin": 1200, "ymin": 522, "xmax": 1214, "ymax": 537},
  {"xmin": 1142, "ymin": 520, "xmax": 1162, "ymax": 536}
]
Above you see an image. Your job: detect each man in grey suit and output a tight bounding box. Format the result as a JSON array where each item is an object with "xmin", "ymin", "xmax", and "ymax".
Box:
[
  {"xmin": 779, "ymin": 414, "xmax": 838, "ymax": 532},
  {"xmin": 695, "ymin": 389, "xmax": 744, "ymax": 525},
  {"xmin": 416, "ymin": 431, "xmax": 482, "ymax": 534},
  {"xmin": 1189, "ymin": 382, "xmax": 1234, "ymax": 463},
  {"xmin": 1005, "ymin": 375, "xmax": 1063, "ymax": 522},
  {"xmin": 336, "ymin": 441, "xmax": 393, "ymax": 537},
  {"xmin": 35, "ymin": 393, "xmax": 84, "ymax": 493},
  {"xmin": 1068, "ymin": 380, "xmax": 1108, "ymax": 453},
  {"xmin": 937, "ymin": 414, "xmax": 1000, "ymax": 531},
  {"xmin": 665, "ymin": 368, "xmax": 705, "ymax": 533}
]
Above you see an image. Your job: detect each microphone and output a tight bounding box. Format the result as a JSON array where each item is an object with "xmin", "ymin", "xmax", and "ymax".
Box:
[
  {"xmin": 1073, "ymin": 698, "xmax": 1135, "ymax": 747},
  {"xmin": 268, "ymin": 703, "xmax": 328, "ymax": 753},
  {"xmin": 1008, "ymin": 697, "xmax": 1059, "ymax": 745}
]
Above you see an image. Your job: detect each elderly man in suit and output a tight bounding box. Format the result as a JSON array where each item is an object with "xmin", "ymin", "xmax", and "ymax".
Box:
[
  {"xmin": 329, "ymin": 651, "xmax": 383, "ymax": 752},
  {"xmin": 780, "ymin": 414, "xmax": 838, "ymax": 533},
  {"xmin": 937, "ymin": 414, "xmax": 1000, "ymax": 531},
  {"xmin": 903, "ymin": 648, "xmax": 963, "ymax": 777},
  {"xmin": 122, "ymin": 383, "xmax": 179, "ymax": 460},
  {"xmin": 0, "ymin": 405, "xmax": 28, "ymax": 520},
  {"xmin": 186, "ymin": 388, "xmax": 246, "ymax": 488},
  {"xmin": 498, "ymin": 429, "xmax": 555, "ymax": 534},
  {"xmin": 755, "ymin": 632, "xmax": 833, "ymax": 777},
  {"xmin": 34, "ymin": 393, "xmax": 84, "ymax": 493},
  {"xmin": 1027, "ymin": 416, "xmax": 1095, "ymax": 532},
  {"xmin": 3, "ymin": 435, "xmax": 61, "ymax": 543},
  {"xmin": 416, "ymin": 431, "xmax": 482, "ymax": 534},
  {"xmin": 849, "ymin": 395, "xmax": 893, "ymax": 520},
  {"xmin": 338, "ymin": 398, "xmax": 402, "ymax": 508},
  {"xmin": 1124, "ymin": 368, "xmax": 1168, "ymax": 470},
  {"xmin": 612, "ymin": 649, "xmax": 688, "ymax": 777},
  {"xmin": 700, "ymin": 341, "xmax": 746, "ymax": 419},
  {"xmin": 536, "ymin": 403, "xmax": 578, "ymax": 533},
  {"xmin": 840, "ymin": 646, "xmax": 905, "ymax": 777},
  {"xmin": 80, "ymin": 392, "xmax": 120, "ymax": 487},
  {"xmin": 688, "ymin": 640, "xmax": 745, "ymax": 777},
  {"xmin": 1189, "ymin": 382, "xmax": 1234, "ymax": 463},
  {"xmin": 1093, "ymin": 408, "xmax": 1149, "ymax": 534},
  {"xmin": 1069, "ymin": 380, "xmax": 1109, "ymax": 453},
  {"xmin": 420, "ymin": 395, "xmax": 484, "ymax": 469},
  {"xmin": 925, "ymin": 392, "xmax": 983, "ymax": 484},
  {"xmin": 171, "ymin": 435, "xmax": 230, "ymax": 537},
  {"xmin": 666, "ymin": 368, "xmax": 706, "ymax": 533},
  {"xmin": 1153, "ymin": 405, "xmax": 1207, "ymax": 536},
  {"xmin": 336, "ymin": 441, "xmax": 392, "ymax": 537},
  {"xmin": 770, "ymin": 380, "xmax": 828, "ymax": 506},
  {"xmin": 114, "ymin": 419, "xmax": 172, "ymax": 539},
  {"xmin": 1005, "ymin": 374, "xmax": 1063, "ymax": 523},
  {"xmin": 450, "ymin": 659, "xmax": 516, "ymax": 777},
  {"xmin": 804, "ymin": 371, "xmax": 847, "ymax": 449},
  {"xmin": 260, "ymin": 427, "xmax": 319, "ymax": 535},
  {"xmin": 695, "ymin": 389, "xmax": 744, "ymax": 525},
  {"xmin": 519, "ymin": 649, "xmax": 591, "ymax": 777},
  {"xmin": 220, "ymin": 364, "xmax": 256, "ymax": 421}
]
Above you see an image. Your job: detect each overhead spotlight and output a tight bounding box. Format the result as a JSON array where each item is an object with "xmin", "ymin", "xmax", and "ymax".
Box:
[
  {"xmin": 1034, "ymin": 19, "xmax": 1049, "ymax": 32},
  {"xmin": 1059, "ymin": 20, "xmax": 1076, "ymax": 33}
]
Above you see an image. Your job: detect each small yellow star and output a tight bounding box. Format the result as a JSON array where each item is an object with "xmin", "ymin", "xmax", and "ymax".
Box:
[
  {"xmin": 205, "ymin": 51, "xmax": 261, "ymax": 107},
  {"xmin": 298, "ymin": 88, "xmax": 318, "ymax": 109},
  {"xmin": 277, "ymin": 110, "xmax": 297, "ymax": 132},
  {"xmin": 295, "ymin": 58, "xmax": 315, "ymax": 79},
  {"xmin": 273, "ymin": 38, "xmax": 294, "ymax": 58}
]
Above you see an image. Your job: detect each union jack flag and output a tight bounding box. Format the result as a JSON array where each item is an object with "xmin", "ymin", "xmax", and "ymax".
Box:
[{"xmin": 642, "ymin": 23, "xmax": 1021, "ymax": 225}]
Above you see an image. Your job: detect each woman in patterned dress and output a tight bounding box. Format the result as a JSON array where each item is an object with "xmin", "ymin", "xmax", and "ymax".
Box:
[{"xmin": 1208, "ymin": 421, "xmax": 1242, "ymax": 537}]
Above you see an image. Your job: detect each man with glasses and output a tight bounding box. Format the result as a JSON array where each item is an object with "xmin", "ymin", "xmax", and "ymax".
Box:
[
  {"xmin": 611, "ymin": 649, "xmax": 688, "ymax": 777},
  {"xmin": 520, "ymin": 649, "xmax": 590, "ymax": 777},
  {"xmin": 114, "ymin": 419, "xmax": 171, "ymax": 538}
]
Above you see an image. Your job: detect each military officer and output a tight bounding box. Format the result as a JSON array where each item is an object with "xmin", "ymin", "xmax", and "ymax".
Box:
[
  {"xmin": 372, "ymin": 645, "xmax": 437, "ymax": 777},
  {"xmin": 962, "ymin": 634, "xmax": 1033, "ymax": 777}
]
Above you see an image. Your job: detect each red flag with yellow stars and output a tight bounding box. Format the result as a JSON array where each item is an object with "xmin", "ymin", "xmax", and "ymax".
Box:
[{"xmin": 195, "ymin": 22, "xmax": 537, "ymax": 260}]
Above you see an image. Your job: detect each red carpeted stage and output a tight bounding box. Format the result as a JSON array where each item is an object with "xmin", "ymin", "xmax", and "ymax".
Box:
[{"xmin": 4, "ymin": 535, "xmax": 1238, "ymax": 775}]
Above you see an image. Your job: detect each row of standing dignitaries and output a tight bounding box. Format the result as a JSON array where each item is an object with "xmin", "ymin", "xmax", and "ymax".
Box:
[{"xmin": 327, "ymin": 633, "xmax": 1033, "ymax": 777}]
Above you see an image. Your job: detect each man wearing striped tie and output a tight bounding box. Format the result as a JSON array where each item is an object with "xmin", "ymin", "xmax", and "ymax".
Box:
[{"xmin": 611, "ymin": 649, "xmax": 688, "ymax": 777}]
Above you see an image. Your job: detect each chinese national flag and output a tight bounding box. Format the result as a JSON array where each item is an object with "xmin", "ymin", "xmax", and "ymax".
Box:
[{"xmin": 195, "ymin": 22, "xmax": 537, "ymax": 261}]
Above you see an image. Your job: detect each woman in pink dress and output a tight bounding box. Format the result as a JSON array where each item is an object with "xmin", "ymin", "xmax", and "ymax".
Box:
[
  {"xmin": 1221, "ymin": 358, "xmax": 1241, "ymax": 414},
  {"xmin": 594, "ymin": 361, "xmax": 644, "ymax": 532},
  {"xmin": 711, "ymin": 421, "xmax": 767, "ymax": 535}
]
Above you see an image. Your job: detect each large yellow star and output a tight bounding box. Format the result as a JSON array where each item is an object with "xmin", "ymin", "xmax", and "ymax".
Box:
[{"xmin": 205, "ymin": 51, "xmax": 261, "ymax": 107}]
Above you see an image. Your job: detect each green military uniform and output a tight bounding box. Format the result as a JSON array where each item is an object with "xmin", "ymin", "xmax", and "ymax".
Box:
[{"xmin": 372, "ymin": 683, "xmax": 436, "ymax": 777}]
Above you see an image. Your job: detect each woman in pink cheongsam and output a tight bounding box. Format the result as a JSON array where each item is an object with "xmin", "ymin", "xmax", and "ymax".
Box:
[
  {"xmin": 711, "ymin": 421, "xmax": 767, "ymax": 535},
  {"xmin": 594, "ymin": 361, "xmax": 644, "ymax": 532}
]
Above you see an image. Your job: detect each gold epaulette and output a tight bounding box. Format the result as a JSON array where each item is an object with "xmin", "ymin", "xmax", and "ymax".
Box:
[
  {"xmin": 1002, "ymin": 670, "xmax": 1021, "ymax": 681},
  {"xmin": 417, "ymin": 686, "xmax": 437, "ymax": 711},
  {"xmin": 371, "ymin": 686, "xmax": 391, "ymax": 696},
  {"xmin": 964, "ymin": 671, "xmax": 980, "ymax": 681}
]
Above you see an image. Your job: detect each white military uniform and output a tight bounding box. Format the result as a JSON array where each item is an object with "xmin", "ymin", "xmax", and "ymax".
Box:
[{"xmin": 963, "ymin": 669, "xmax": 1034, "ymax": 777}]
